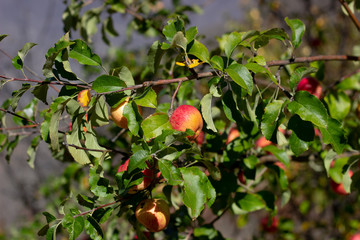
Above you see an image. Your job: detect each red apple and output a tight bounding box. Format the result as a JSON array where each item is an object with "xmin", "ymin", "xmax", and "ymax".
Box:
[
  {"xmin": 117, "ymin": 160, "xmax": 160, "ymax": 194},
  {"xmin": 330, "ymin": 170, "xmax": 353, "ymax": 195},
  {"xmin": 134, "ymin": 231, "xmax": 152, "ymax": 240},
  {"xmin": 226, "ymin": 127, "xmax": 240, "ymax": 145},
  {"xmin": 255, "ymin": 136, "xmax": 272, "ymax": 148},
  {"xmin": 196, "ymin": 130, "xmax": 205, "ymax": 145},
  {"xmin": 261, "ymin": 216, "xmax": 279, "ymax": 233},
  {"xmin": 296, "ymin": 77, "xmax": 322, "ymax": 99},
  {"xmin": 169, "ymin": 105, "xmax": 203, "ymax": 140},
  {"xmin": 350, "ymin": 233, "xmax": 360, "ymax": 240},
  {"xmin": 237, "ymin": 169, "xmax": 246, "ymax": 184},
  {"xmin": 135, "ymin": 198, "xmax": 170, "ymax": 232}
]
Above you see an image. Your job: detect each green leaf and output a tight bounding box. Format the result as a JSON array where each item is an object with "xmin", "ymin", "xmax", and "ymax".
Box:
[
  {"xmin": 180, "ymin": 167, "xmax": 215, "ymax": 218},
  {"xmin": 147, "ymin": 41, "xmax": 165, "ymax": 74},
  {"xmin": 268, "ymin": 162, "xmax": 289, "ymax": 190},
  {"xmin": 10, "ymin": 83, "xmax": 31, "ymax": 111},
  {"xmin": 69, "ymin": 39, "xmax": 101, "ymax": 66},
  {"xmin": 171, "ymin": 31, "xmax": 187, "ymax": 50},
  {"xmin": 288, "ymin": 114, "xmax": 314, "ymax": 156},
  {"xmin": 92, "ymin": 75, "xmax": 126, "ymax": 93},
  {"xmin": 85, "ymin": 216, "xmax": 103, "ymax": 238},
  {"xmin": 158, "ymin": 159, "xmax": 183, "ymax": 185},
  {"xmin": 225, "ymin": 63, "xmax": 253, "ymax": 95},
  {"xmin": 263, "ymin": 145, "xmax": 290, "ymax": 167},
  {"xmin": 88, "ymin": 96, "xmax": 109, "ymax": 127},
  {"xmin": 66, "ymin": 129, "xmax": 91, "ymax": 165},
  {"xmin": 324, "ymin": 149, "xmax": 337, "ymax": 177},
  {"xmin": 0, "ymin": 34, "xmax": 8, "ymax": 42},
  {"xmin": 123, "ymin": 101, "xmax": 141, "ymax": 136},
  {"xmin": 319, "ymin": 118, "xmax": 347, "ymax": 154},
  {"xmin": 162, "ymin": 18, "xmax": 184, "ymax": 42},
  {"xmin": 287, "ymin": 91, "xmax": 328, "ymax": 128},
  {"xmin": 289, "ymin": 67, "xmax": 318, "ymax": 91},
  {"xmin": 234, "ymin": 192, "xmax": 266, "ymax": 212},
  {"xmin": 224, "ymin": 31, "xmax": 242, "ymax": 58},
  {"xmin": 49, "ymin": 97, "xmax": 71, "ymax": 151},
  {"xmin": 285, "ymin": 17, "xmax": 306, "ymax": 49},
  {"xmin": 185, "ymin": 26, "xmax": 198, "ymax": 43},
  {"xmin": 84, "ymin": 128, "xmax": 108, "ymax": 159},
  {"xmin": 210, "ymin": 55, "xmax": 224, "ymax": 71},
  {"xmin": 141, "ymin": 113, "xmax": 173, "ymax": 141},
  {"xmin": 42, "ymin": 212, "xmax": 57, "ymax": 224},
  {"xmin": 127, "ymin": 150, "xmax": 150, "ymax": 173},
  {"xmin": 12, "ymin": 42, "xmax": 37, "ymax": 70},
  {"xmin": 89, "ymin": 166, "xmax": 113, "ymax": 197},
  {"xmin": 32, "ymin": 83, "xmax": 49, "ymax": 104},
  {"xmin": 187, "ymin": 39, "xmax": 210, "ymax": 63},
  {"xmin": 201, "ymin": 93, "xmax": 217, "ymax": 132},
  {"xmin": 62, "ymin": 214, "xmax": 85, "ymax": 240},
  {"xmin": 116, "ymin": 66, "xmax": 134, "ymax": 96},
  {"xmin": 324, "ymin": 90, "xmax": 351, "ymax": 121},
  {"xmin": 245, "ymin": 62, "xmax": 277, "ymax": 85},
  {"xmin": 76, "ymin": 194, "xmax": 95, "ymax": 209},
  {"xmin": 26, "ymin": 135, "xmax": 41, "ymax": 169},
  {"xmin": 261, "ymin": 100, "xmax": 284, "ymax": 140},
  {"xmin": 134, "ymin": 87, "xmax": 157, "ymax": 108},
  {"xmin": 43, "ymin": 40, "xmax": 74, "ymax": 78},
  {"xmin": 337, "ymin": 72, "xmax": 360, "ymax": 90}
]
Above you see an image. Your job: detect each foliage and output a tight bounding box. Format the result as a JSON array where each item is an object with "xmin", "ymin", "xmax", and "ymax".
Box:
[{"xmin": 1, "ymin": 0, "xmax": 360, "ymax": 239}]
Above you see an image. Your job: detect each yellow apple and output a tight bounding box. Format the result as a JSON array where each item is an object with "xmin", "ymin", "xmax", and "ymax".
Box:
[{"xmin": 135, "ymin": 198, "xmax": 170, "ymax": 232}]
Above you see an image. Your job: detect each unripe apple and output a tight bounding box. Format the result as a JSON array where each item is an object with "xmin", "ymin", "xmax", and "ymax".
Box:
[
  {"xmin": 77, "ymin": 89, "xmax": 91, "ymax": 107},
  {"xmin": 330, "ymin": 170, "xmax": 353, "ymax": 195},
  {"xmin": 117, "ymin": 159, "xmax": 160, "ymax": 194},
  {"xmin": 261, "ymin": 216, "xmax": 279, "ymax": 233},
  {"xmin": 226, "ymin": 127, "xmax": 240, "ymax": 145},
  {"xmin": 169, "ymin": 105, "xmax": 203, "ymax": 140},
  {"xmin": 135, "ymin": 198, "xmax": 170, "ymax": 232},
  {"xmin": 110, "ymin": 98, "xmax": 142, "ymax": 129},
  {"xmin": 296, "ymin": 77, "xmax": 322, "ymax": 99},
  {"xmin": 350, "ymin": 233, "xmax": 360, "ymax": 240}
]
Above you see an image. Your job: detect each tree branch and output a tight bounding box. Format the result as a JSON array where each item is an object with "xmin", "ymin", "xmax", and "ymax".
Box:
[
  {"xmin": 266, "ymin": 54, "xmax": 360, "ymax": 66},
  {"xmin": 0, "ymin": 108, "xmax": 38, "ymax": 125},
  {"xmin": 338, "ymin": 0, "xmax": 360, "ymax": 31}
]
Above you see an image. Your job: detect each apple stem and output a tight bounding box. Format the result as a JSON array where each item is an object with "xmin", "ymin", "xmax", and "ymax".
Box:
[{"xmin": 170, "ymin": 80, "xmax": 183, "ymax": 113}]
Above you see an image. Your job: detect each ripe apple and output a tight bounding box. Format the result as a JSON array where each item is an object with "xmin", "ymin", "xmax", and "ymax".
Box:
[
  {"xmin": 169, "ymin": 105, "xmax": 203, "ymax": 140},
  {"xmin": 255, "ymin": 136, "xmax": 272, "ymax": 148},
  {"xmin": 330, "ymin": 170, "xmax": 353, "ymax": 195},
  {"xmin": 261, "ymin": 215, "xmax": 279, "ymax": 233},
  {"xmin": 135, "ymin": 198, "xmax": 170, "ymax": 232},
  {"xmin": 110, "ymin": 98, "xmax": 142, "ymax": 129},
  {"xmin": 350, "ymin": 233, "xmax": 360, "ymax": 240},
  {"xmin": 237, "ymin": 169, "xmax": 246, "ymax": 184},
  {"xmin": 196, "ymin": 130, "xmax": 205, "ymax": 145},
  {"xmin": 226, "ymin": 127, "xmax": 240, "ymax": 145},
  {"xmin": 77, "ymin": 89, "xmax": 91, "ymax": 107},
  {"xmin": 117, "ymin": 159, "xmax": 160, "ymax": 194},
  {"xmin": 296, "ymin": 77, "xmax": 322, "ymax": 99}
]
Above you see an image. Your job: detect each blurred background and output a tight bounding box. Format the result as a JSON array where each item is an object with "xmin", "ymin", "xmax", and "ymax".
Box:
[{"xmin": 0, "ymin": 0, "xmax": 359, "ymax": 239}]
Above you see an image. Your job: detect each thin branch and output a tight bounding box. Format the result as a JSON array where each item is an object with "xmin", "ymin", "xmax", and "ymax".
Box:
[
  {"xmin": 0, "ymin": 124, "xmax": 38, "ymax": 131},
  {"xmin": 170, "ymin": 80, "xmax": 183, "ymax": 112},
  {"xmin": 72, "ymin": 200, "xmax": 121, "ymax": 218},
  {"xmin": 64, "ymin": 142, "xmax": 112, "ymax": 153},
  {"xmin": 266, "ymin": 55, "xmax": 360, "ymax": 66},
  {"xmin": 0, "ymin": 108, "xmax": 38, "ymax": 125},
  {"xmin": 338, "ymin": 0, "xmax": 360, "ymax": 31}
]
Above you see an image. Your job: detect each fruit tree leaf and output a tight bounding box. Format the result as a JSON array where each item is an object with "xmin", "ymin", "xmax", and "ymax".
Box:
[
  {"xmin": 287, "ymin": 91, "xmax": 328, "ymax": 128},
  {"xmin": 0, "ymin": 34, "xmax": 8, "ymax": 42},
  {"xmin": 134, "ymin": 87, "xmax": 157, "ymax": 108},
  {"xmin": 158, "ymin": 159, "xmax": 183, "ymax": 185},
  {"xmin": 66, "ymin": 129, "xmax": 91, "ymax": 165},
  {"xmin": 69, "ymin": 39, "xmax": 101, "ymax": 66},
  {"xmin": 337, "ymin": 72, "xmax": 360, "ymax": 90},
  {"xmin": 210, "ymin": 55, "xmax": 224, "ymax": 71},
  {"xmin": 12, "ymin": 42, "xmax": 37, "ymax": 70},
  {"xmin": 123, "ymin": 101, "xmax": 141, "ymax": 136},
  {"xmin": 289, "ymin": 66, "xmax": 318, "ymax": 91},
  {"xmin": 89, "ymin": 165, "xmax": 113, "ymax": 198},
  {"xmin": 324, "ymin": 149, "xmax": 337, "ymax": 177},
  {"xmin": 62, "ymin": 214, "xmax": 85, "ymax": 240},
  {"xmin": 180, "ymin": 166, "xmax": 216, "ymax": 218},
  {"xmin": 141, "ymin": 113, "xmax": 173, "ymax": 141},
  {"xmin": 147, "ymin": 41, "xmax": 165, "ymax": 74},
  {"xmin": 245, "ymin": 62, "xmax": 277, "ymax": 85},
  {"xmin": 324, "ymin": 90, "xmax": 351, "ymax": 121},
  {"xmin": 92, "ymin": 75, "xmax": 126, "ymax": 93},
  {"xmin": 288, "ymin": 114, "xmax": 314, "ymax": 156},
  {"xmin": 187, "ymin": 39, "xmax": 210, "ymax": 63},
  {"xmin": 10, "ymin": 83, "xmax": 31, "ymax": 111},
  {"xmin": 234, "ymin": 193, "xmax": 266, "ymax": 212},
  {"xmin": 127, "ymin": 150, "xmax": 150, "ymax": 173},
  {"xmin": 171, "ymin": 31, "xmax": 187, "ymax": 51},
  {"xmin": 319, "ymin": 118, "xmax": 347, "ymax": 154},
  {"xmin": 85, "ymin": 215, "xmax": 103, "ymax": 238},
  {"xmin": 261, "ymin": 100, "xmax": 284, "ymax": 140},
  {"xmin": 225, "ymin": 63, "xmax": 253, "ymax": 95},
  {"xmin": 201, "ymin": 93, "xmax": 217, "ymax": 132},
  {"xmin": 224, "ymin": 31, "xmax": 242, "ymax": 58},
  {"xmin": 26, "ymin": 135, "xmax": 41, "ymax": 169},
  {"xmin": 162, "ymin": 18, "xmax": 184, "ymax": 43},
  {"xmin": 185, "ymin": 26, "xmax": 198, "ymax": 43},
  {"xmin": 267, "ymin": 163, "xmax": 289, "ymax": 190},
  {"xmin": 285, "ymin": 17, "xmax": 305, "ymax": 49},
  {"xmin": 263, "ymin": 145, "xmax": 290, "ymax": 167}
]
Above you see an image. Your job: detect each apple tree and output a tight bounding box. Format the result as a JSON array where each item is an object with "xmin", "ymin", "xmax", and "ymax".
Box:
[{"xmin": 1, "ymin": 0, "xmax": 360, "ymax": 239}]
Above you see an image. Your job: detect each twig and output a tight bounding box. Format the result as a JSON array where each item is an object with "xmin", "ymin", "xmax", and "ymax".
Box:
[
  {"xmin": 0, "ymin": 124, "xmax": 38, "ymax": 131},
  {"xmin": 0, "ymin": 108, "xmax": 38, "ymax": 125},
  {"xmin": 72, "ymin": 200, "xmax": 121, "ymax": 218},
  {"xmin": 64, "ymin": 142, "xmax": 112, "ymax": 153},
  {"xmin": 266, "ymin": 55, "xmax": 360, "ymax": 66},
  {"xmin": 338, "ymin": 0, "xmax": 360, "ymax": 31},
  {"xmin": 170, "ymin": 80, "xmax": 183, "ymax": 112}
]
